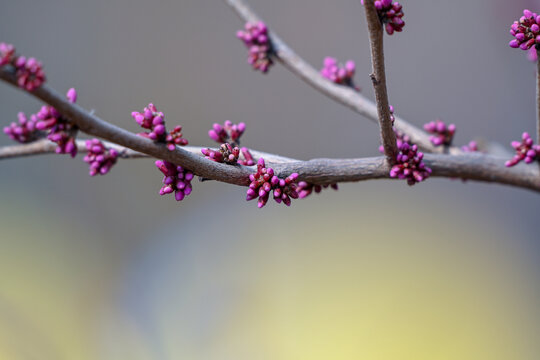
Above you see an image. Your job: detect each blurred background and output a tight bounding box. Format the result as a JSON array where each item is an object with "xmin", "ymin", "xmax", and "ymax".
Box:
[{"xmin": 1, "ymin": 0, "xmax": 540, "ymax": 359}]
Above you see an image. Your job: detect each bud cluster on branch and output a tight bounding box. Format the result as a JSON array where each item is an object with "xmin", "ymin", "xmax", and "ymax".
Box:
[{"xmin": 1, "ymin": 0, "xmax": 540, "ymax": 212}]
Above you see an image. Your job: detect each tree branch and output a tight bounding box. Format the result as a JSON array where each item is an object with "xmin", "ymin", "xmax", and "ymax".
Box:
[
  {"xmin": 0, "ymin": 68, "xmax": 255, "ymax": 186},
  {"xmin": 0, "ymin": 138, "xmax": 295, "ymax": 164},
  {"xmin": 225, "ymin": 0, "xmax": 452, "ymax": 154},
  {"xmin": 2, "ymin": 138, "xmax": 539, "ymax": 193},
  {"xmin": 363, "ymin": 0, "xmax": 398, "ymax": 162},
  {"xmin": 1, "ymin": 38, "xmax": 538, "ymax": 194}
]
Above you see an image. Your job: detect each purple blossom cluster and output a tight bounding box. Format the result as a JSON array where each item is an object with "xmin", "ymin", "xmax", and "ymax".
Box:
[
  {"xmin": 5, "ymin": 88, "xmax": 79, "ymax": 155},
  {"xmin": 204, "ymin": 121, "xmax": 255, "ymax": 166},
  {"xmin": 15, "ymin": 56, "xmax": 46, "ymax": 92},
  {"xmin": 132, "ymin": 103, "xmax": 166, "ymax": 141},
  {"xmin": 509, "ymin": 9, "xmax": 540, "ymax": 50},
  {"xmin": 236, "ymin": 22, "xmax": 273, "ymax": 73},
  {"xmin": 166, "ymin": 125, "xmax": 189, "ymax": 151},
  {"xmin": 246, "ymin": 158, "xmax": 299, "ymax": 208},
  {"xmin": 0, "ymin": 42, "xmax": 15, "ymax": 67},
  {"xmin": 320, "ymin": 57, "xmax": 358, "ymax": 90},
  {"xmin": 4, "ymin": 88, "xmax": 78, "ymax": 155},
  {"xmin": 202, "ymin": 143, "xmax": 240, "ymax": 164},
  {"xmin": 423, "ymin": 119, "xmax": 456, "ymax": 146},
  {"xmin": 131, "ymin": 103, "xmax": 188, "ymax": 151},
  {"xmin": 155, "ymin": 160, "xmax": 194, "ymax": 201},
  {"xmin": 361, "ymin": 0, "xmax": 405, "ymax": 35},
  {"xmin": 0, "ymin": 42, "xmax": 46, "ymax": 91},
  {"xmin": 505, "ymin": 132, "xmax": 540, "ymax": 167},
  {"xmin": 83, "ymin": 139, "xmax": 119, "ymax": 176},
  {"xmin": 238, "ymin": 147, "xmax": 255, "ymax": 166},
  {"xmin": 297, "ymin": 182, "xmax": 338, "ymax": 199},
  {"xmin": 461, "ymin": 141, "xmax": 478, "ymax": 153},
  {"xmin": 208, "ymin": 120, "xmax": 246, "ymax": 145},
  {"xmin": 34, "ymin": 88, "xmax": 79, "ymax": 157},
  {"xmin": 528, "ymin": 47, "xmax": 538, "ymax": 61},
  {"xmin": 3, "ymin": 112, "xmax": 41, "ymax": 143},
  {"xmin": 390, "ymin": 142, "xmax": 432, "ymax": 186}
]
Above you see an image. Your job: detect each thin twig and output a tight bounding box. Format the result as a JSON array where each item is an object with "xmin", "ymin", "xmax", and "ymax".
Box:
[
  {"xmin": 0, "ymin": 68, "xmax": 253, "ymax": 186},
  {"xmin": 225, "ymin": 0, "xmax": 443, "ymax": 154},
  {"xmin": 1, "ymin": 139, "xmax": 539, "ymax": 193},
  {"xmin": 0, "ymin": 138, "xmax": 295, "ymax": 164},
  {"xmin": 224, "ymin": 0, "xmax": 514, "ymax": 158},
  {"xmin": 363, "ymin": 0, "xmax": 398, "ymax": 162},
  {"xmin": 1, "ymin": 52, "xmax": 538, "ymax": 193}
]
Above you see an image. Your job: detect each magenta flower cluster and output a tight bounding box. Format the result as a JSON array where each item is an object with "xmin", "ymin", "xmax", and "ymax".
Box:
[
  {"xmin": 505, "ymin": 132, "xmax": 540, "ymax": 167},
  {"xmin": 131, "ymin": 103, "xmax": 188, "ymax": 151},
  {"xmin": 424, "ymin": 119, "xmax": 456, "ymax": 146},
  {"xmin": 0, "ymin": 42, "xmax": 46, "ymax": 91},
  {"xmin": 83, "ymin": 139, "xmax": 119, "ymax": 176},
  {"xmin": 166, "ymin": 125, "xmax": 189, "ymax": 151},
  {"xmin": 204, "ymin": 120, "xmax": 254, "ymax": 165},
  {"xmin": 246, "ymin": 158, "xmax": 300, "ymax": 208},
  {"xmin": 202, "ymin": 143, "xmax": 241, "ymax": 164},
  {"xmin": 208, "ymin": 120, "xmax": 246, "ymax": 145},
  {"xmin": 155, "ymin": 160, "xmax": 194, "ymax": 201},
  {"xmin": 3, "ymin": 112, "xmax": 41, "ymax": 143},
  {"xmin": 362, "ymin": 0, "xmax": 405, "ymax": 35},
  {"xmin": 461, "ymin": 140, "xmax": 478, "ymax": 153},
  {"xmin": 390, "ymin": 142, "xmax": 432, "ymax": 186},
  {"xmin": 5, "ymin": 88, "xmax": 79, "ymax": 156},
  {"xmin": 237, "ymin": 22, "xmax": 273, "ymax": 73},
  {"xmin": 509, "ymin": 10, "xmax": 540, "ymax": 50},
  {"xmin": 34, "ymin": 88, "xmax": 79, "ymax": 157},
  {"xmin": 297, "ymin": 182, "xmax": 338, "ymax": 199},
  {"xmin": 4, "ymin": 88, "xmax": 78, "ymax": 156},
  {"xmin": 320, "ymin": 57, "xmax": 358, "ymax": 90},
  {"xmin": 238, "ymin": 147, "xmax": 255, "ymax": 166},
  {"xmin": 0, "ymin": 42, "xmax": 15, "ymax": 67}
]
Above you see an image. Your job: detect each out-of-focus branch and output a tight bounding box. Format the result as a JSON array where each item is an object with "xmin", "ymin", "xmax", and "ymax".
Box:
[{"xmin": 363, "ymin": 0, "xmax": 398, "ymax": 161}]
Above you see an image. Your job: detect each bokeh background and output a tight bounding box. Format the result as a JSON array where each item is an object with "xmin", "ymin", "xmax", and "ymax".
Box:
[{"xmin": 1, "ymin": 0, "xmax": 540, "ymax": 359}]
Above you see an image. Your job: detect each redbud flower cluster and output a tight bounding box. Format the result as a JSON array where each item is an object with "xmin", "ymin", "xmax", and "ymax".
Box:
[
  {"xmin": 505, "ymin": 132, "xmax": 540, "ymax": 167},
  {"xmin": 131, "ymin": 103, "xmax": 188, "ymax": 151},
  {"xmin": 204, "ymin": 121, "xmax": 254, "ymax": 165},
  {"xmin": 202, "ymin": 143, "xmax": 240, "ymax": 164},
  {"xmin": 166, "ymin": 125, "xmax": 189, "ymax": 151},
  {"xmin": 461, "ymin": 141, "xmax": 478, "ymax": 153},
  {"xmin": 297, "ymin": 182, "xmax": 338, "ymax": 199},
  {"xmin": 236, "ymin": 22, "xmax": 273, "ymax": 73},
  {"xmin": 0, "ymin": 42, "xmax": 15, "ymax": 67},
  {"xmin": 246, "ymin": 158, "xmax": 299, "ymax": 208},
  {"xmin": 509, "ymin": 10, "xmax": 540, "ymax": 50},
  {"xmin": 3, "ymin": 112, "xmax": 41, "ymax": 143},
  {"xmin": 423, "ymin": 119, "xmax": 456, "ymax": 146},
  {"xmin": 155, "ymin": 160, "xmax": 194, "ymax": 201},
  {"xmin": 390, "ymin": 142, "xmax": 432, "ymax": 185},
  {"xmin": 208, "ymin": 120, "xmax": 246, "ymax": 145},
  {"xmin": 36, "ymin": 88, "xmax": 78, "ymax": 156},
  {"xmin": 320, "ymin": 57, "xmax": 358, "ymax": 90},
  {"xmin": 362, "ymin": 0, "xmax": 405, "ymax": 35},
  {"xmin": 0, "ymin": 42, "xmax": 45, "ymax": 91},
  {"xmin": 238, "ymin": 147, "xmax": 255, "ymax": 166},
  {"xmin": 83, "ymin": 139, "xmax": 119, "ymax": 176}
]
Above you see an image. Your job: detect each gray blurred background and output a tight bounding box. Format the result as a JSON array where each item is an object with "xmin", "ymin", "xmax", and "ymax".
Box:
[{"xmin": 1, "ymin": 0, "xmax": 540, "ymax": 359}]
